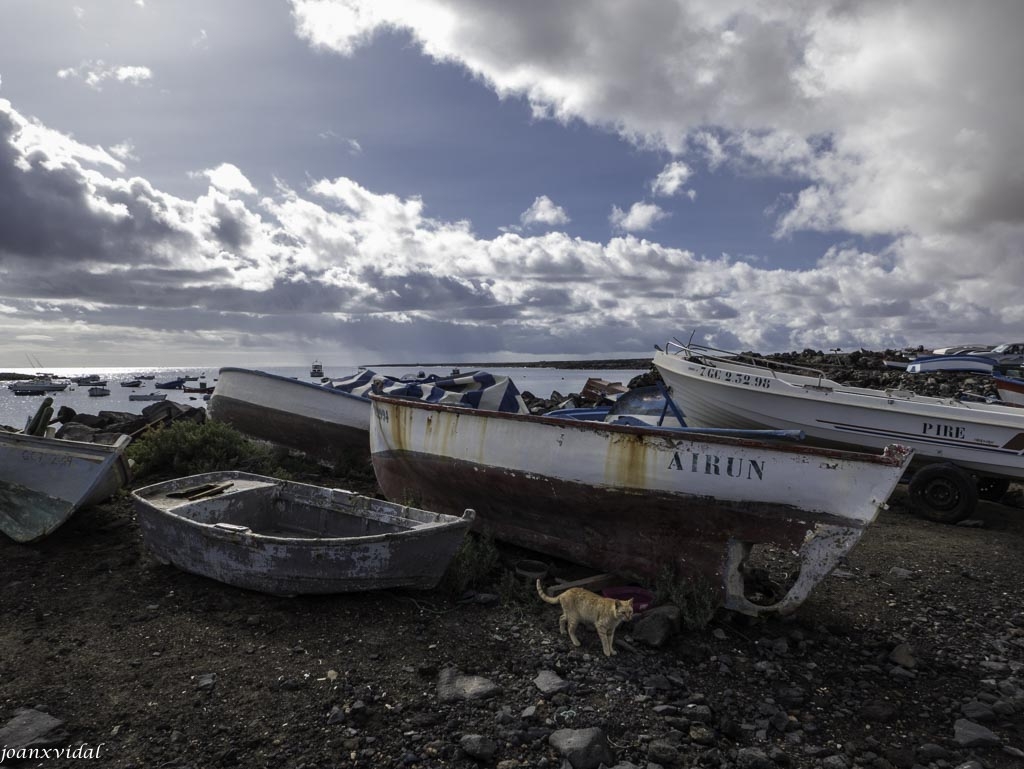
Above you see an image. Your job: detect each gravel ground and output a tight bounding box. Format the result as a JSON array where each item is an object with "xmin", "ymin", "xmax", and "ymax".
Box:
[{"xmin": 2, "ymin": 478, "xmax": 1023, "ymax": 769}]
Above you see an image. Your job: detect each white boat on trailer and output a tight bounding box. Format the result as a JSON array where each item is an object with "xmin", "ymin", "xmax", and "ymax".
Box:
[
  {"xmin": 369, "ymin": 392, "xmax": 913, "ymax": 616},
  {"xmin": 654, "ymin": 339, "xmax": 1024, "ymax": 523}
]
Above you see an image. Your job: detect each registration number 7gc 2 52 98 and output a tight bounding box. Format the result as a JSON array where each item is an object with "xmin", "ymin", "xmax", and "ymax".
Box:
[{"xmin": 696, "ymin": 366, "xmax": 772, "ymax": 389}]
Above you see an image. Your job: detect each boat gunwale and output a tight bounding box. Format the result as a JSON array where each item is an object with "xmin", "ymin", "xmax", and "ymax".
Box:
[
  {"xmin": 216, "ymin": 367, "xmax": 370, "ymax": 402},
  {"xmin": 661, "ymin": 345, "xmax": 1024, "ymax": 424},
  {"xmin": 132, "ymin": 472, "xmax": 473, "ymax": 547},
  {"xmin": 367, "ymin": 393, "xmax": 911, "ymax": 468}
]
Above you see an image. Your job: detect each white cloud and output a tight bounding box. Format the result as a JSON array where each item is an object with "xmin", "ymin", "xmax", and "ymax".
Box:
[
  {"xmin": 109, "ymin": 141, "xmax": 138, "ymax": 162},
  {"xmin": 651, "ymin": 161, "xmax": 692, "ymax": 197},
  {"xmin": 609, "ymin": 202, "xmax": 668, "ymax": 233},
  {"xmin": 520, "ymin": 195, "xmax": 570, "ymax": 228},
  {"xmin": 289, "ymin": 0, "xmax": 1024, "ymax": 317},
  {"xmin": 193, "ymin": 163, "xmax": 257, "ymax": 196},
  {"xmin": 57, "ymin": 60, "xmax": 153, "ymax": 90}
]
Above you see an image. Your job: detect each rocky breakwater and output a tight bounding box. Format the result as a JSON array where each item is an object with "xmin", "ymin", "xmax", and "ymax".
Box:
[{"xmin": 1, "ymin": 399, "xmax": 207, "ymax": 442}]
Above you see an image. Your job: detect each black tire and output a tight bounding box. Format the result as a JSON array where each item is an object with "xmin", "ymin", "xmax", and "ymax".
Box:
[
  {"xmin": 908, "ymin": 463, "xmax": 978, "ymax": 524},
  {"xmin": 976, "ymin": 477, "xmax": 1011, "ymax": 502}
]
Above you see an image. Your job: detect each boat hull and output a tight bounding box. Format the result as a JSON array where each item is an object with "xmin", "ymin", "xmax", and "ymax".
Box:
[
  {"xmin": 654, "ymin": 348, "xmax": 1024, "ymax": 481},
  {"xmin": 0, "ymin": 433, "xmax": 132, "ymax": 543},
  {"xmin": 994, "ymin": 375, "xmax": 1024, "ymax": 407},
  {"xmin": 208, "ymin": 367, "xmax": 370, "ymax": 464},
  {"xmin": 132, "ymin": 471, "xmax": 474, "ymax": 594},
  {"xmin": 905, "ymin": 355, "xmax": 995, "ymax": 374},
  {"xmin": 368, "ymin": 395, "xmax": 912, "ymax": 615}
]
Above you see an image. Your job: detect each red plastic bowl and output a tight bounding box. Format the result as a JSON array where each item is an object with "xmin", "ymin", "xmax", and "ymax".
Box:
[{"xmin": 601, "ymin": 586, "xmax": 654, "ymax": 613}]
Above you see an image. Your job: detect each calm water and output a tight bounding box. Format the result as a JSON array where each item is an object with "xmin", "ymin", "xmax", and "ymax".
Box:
[{"xmin": 0, "ymin": 363, "xmax": 650, "ymax": 430}]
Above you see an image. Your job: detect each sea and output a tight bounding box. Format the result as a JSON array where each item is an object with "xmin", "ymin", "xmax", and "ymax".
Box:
[{"xmin": 0, "ymin": 363, "xmax": 651, "ymax": 431}]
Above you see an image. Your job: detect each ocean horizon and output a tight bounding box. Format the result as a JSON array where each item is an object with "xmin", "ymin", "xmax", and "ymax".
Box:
[{"xmin": 0, "ymin": 362, "xmax": 650, "ymax": 431}]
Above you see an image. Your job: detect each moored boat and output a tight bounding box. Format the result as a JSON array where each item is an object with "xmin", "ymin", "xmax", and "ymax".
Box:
[
  {"xmin": 88, "ymin": 386, "xmax": 111, "ymax": 397},
  {"xmin": 368, "ymin": 392, "xmax": 913, "ymax": 616},
  {"xmin": 129, "ymin": 392, "xmax": 168, "ymax": 401},
  {"xmin": 0, "ymin": 431, "xmax": 132, "ymax": 543},
  {"xmin": 654, "ymin": 340, "xmax": 1024, "ymax": 522},
  {"xmin": 131, "ymin": 471, "xmax": 475, "ymax": 594}
]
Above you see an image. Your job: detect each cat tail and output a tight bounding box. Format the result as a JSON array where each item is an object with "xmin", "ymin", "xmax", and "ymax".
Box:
[{"xmin": 536, "ymin": 579, "xmax": 561, "ymax": 604}]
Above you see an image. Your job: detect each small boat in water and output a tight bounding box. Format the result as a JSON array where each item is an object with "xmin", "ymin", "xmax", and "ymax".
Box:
[
  {"xmin": 88, "ymin": 386, "xmax": 111, "ymax": 397},
  {"xmin": 120, "ymin": 379, "xmax": 142, "ymax": 388},
  {"xmin": 6, "ymin": 378, "xmax": 69, "ymax": 394},
  {"xmin": 129, "ymin": 392, "xmax": 167, "ymax": 402},
  {"xmin": 369, "ymin": 392, "xmax": 912, "ymax": 616},
  {"xmin": 132, "ymin": 471, "xmax": 475, "ymax": 595},
  {"xmin": 0, "ymin": 431, "xmax": 132, "ymax": 543},
  {"xmin": 310, "ymin": 360, "xmax": 324, "ymax": 378},
  {"xmin": 155, "ymin": 377, "xmax": 187, "ymax": 389}
]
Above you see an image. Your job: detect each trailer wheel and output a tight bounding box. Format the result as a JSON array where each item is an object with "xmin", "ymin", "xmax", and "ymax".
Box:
[
  {"xmin": 908, "ymin": 463, "xmax": 978, "ymax": 523},
  {"xmin": 976, "ymin": 477, "xmax": 1010, "ymax": 502}
]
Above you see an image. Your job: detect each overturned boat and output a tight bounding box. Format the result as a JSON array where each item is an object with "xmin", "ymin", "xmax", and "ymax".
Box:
[
  {"xmin": 0, "ymin": 431, "xmax": 132, "ymax": 543},
  {"xmin": 132, "ymin": 471, "xmax": 474, "ymax": 595},
  {"xmin": 368, "ymin": 393, "xmax": 912, "ymax": 616},
  {"xmin": 655, "ymin": 339, "xmax": 1024, "ymax": 522}
]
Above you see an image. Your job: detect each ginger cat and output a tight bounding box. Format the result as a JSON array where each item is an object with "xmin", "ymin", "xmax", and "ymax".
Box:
[{"xmin": 536, "ymin": 580, "xmax": 634, "ymax": 656}]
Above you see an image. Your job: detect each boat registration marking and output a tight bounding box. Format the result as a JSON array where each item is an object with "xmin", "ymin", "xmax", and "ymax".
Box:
[
  {"xmin": 20, "ymin": 450, "xmax": 74, "ymax": 466},
  {"xmin": 696, "ymin": 365, "xmax": 772, "ymax": 389}
]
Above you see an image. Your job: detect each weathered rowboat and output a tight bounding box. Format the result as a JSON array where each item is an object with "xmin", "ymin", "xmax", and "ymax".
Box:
[
  {"xmin": 368, "ymin": 394, "xmax": 913, "ymax": 616},
  {"xmin": 0, "ymin": 432, "xmax": 132, "ymax": 543},
  {"xmin": 654, "ymin": 340, "xmax": 1024, "ymax": 522},
  {"xmin": 131, "ymin": 471, "xmax": 475, "ymax": 595}
]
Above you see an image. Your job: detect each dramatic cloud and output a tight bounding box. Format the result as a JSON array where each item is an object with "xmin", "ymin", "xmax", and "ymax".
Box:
[
  {"xmin": 5, "ymin": 0, "xmax": 1024, "ymax": 365},
  {"xmin": 290, "ymin": 0, "xmax": 1024, "ymax": 315},
  {"xmin": 519, "ymin": 195, "xmax": 570, "ymax": 228}
]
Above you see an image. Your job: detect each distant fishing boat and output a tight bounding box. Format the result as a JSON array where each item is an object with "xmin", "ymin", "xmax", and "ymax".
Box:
[
  {"xmin": 310, "ymin": 360, "xmax": 324, "ymax": 378},
  {"xmin": 129, "ymin": 392, "xmax": 167, "ymax": 402}
]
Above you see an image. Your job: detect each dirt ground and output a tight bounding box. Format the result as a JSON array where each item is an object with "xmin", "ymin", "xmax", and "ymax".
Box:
[{"xmin": 2, "ymin": 475, "xmax": 1023, "ymax": 768}]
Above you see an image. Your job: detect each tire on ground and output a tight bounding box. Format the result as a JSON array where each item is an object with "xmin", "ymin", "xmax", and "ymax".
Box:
[{"xmin": 908, "ymin": 463, "xmax": 978, "ymax": 524}]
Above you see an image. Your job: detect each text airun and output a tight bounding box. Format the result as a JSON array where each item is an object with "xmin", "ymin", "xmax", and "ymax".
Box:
[{"xmin": 667, "ymin": 451, "xmax": 765, "ymax": 480}]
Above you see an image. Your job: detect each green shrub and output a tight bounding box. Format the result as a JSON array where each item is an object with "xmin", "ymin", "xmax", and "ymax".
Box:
[
  {"xmin": 440, "ymin": 533, "xmax": 500, "ymax": 595},
  {"xmin": 127, "ymin": 420, "xmax": 295, "ymax": 482},
  {"xmin": 653, "ymin": 566, "xmax": 719, "ymax": 630}
]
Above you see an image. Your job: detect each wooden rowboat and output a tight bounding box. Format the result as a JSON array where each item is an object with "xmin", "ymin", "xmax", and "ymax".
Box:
[
  {"xmin": 132, "ymin": 471, "xmax": 475, "ymax": 595},
  {"xmin": 0, "ymin": 432, "xmax": 132, "ymax": 543}
]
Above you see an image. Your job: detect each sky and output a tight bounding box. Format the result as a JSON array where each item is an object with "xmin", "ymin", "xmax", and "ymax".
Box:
[{"xmin": 0, "ymin": 0, "xmax": 1022, "ymax": 367}]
